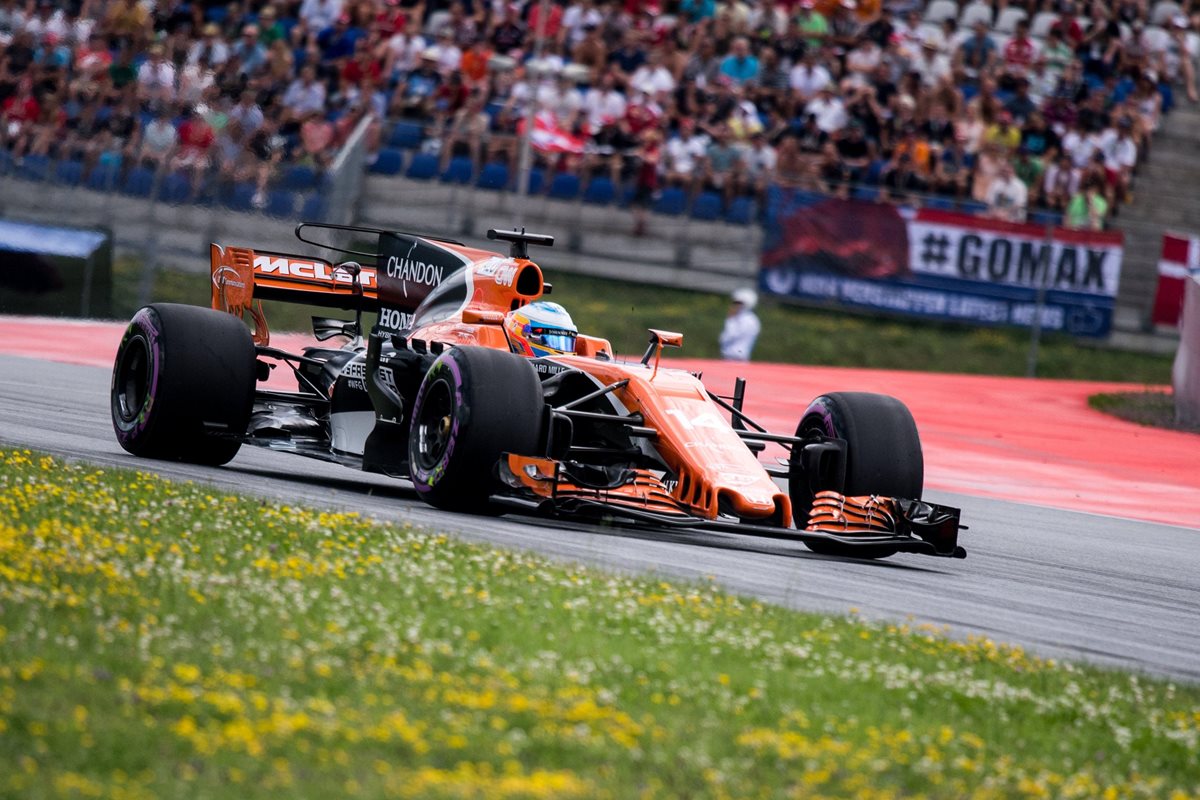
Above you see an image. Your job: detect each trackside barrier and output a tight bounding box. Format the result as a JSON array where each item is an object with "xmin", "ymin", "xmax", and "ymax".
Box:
[{"xmin": 1173, "ymin": 276, "xmax": 1200, "ymax": 426}]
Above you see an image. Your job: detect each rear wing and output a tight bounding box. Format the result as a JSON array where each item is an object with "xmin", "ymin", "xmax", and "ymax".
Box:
[{"xmin": 210, "ymin": 222, "xmax": 487, "ymax": 345}]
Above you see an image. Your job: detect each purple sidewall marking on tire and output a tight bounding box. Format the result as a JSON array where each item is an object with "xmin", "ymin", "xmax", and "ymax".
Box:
[
  {"xmin": 112, "ymin": 308, "xmax": 162, "ymax": 444},
  {"xmin": 411, "ymin": 353, "xmax": 465, "ymax": 492}
]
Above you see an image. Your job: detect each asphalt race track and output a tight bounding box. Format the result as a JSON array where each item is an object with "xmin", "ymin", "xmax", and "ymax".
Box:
[{"xmin": 3, "ymin": 353, "xmax": 1199, "ymax": 681}]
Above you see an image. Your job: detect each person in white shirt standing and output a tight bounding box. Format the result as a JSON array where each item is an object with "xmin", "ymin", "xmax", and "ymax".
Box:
[
  {"xmin": 986, "ymin": 159, "xmax": 1028, "ymax": 222},
  {"xmin": 719, "ymin": 288, "xmax": 762, "ymax": 361}
]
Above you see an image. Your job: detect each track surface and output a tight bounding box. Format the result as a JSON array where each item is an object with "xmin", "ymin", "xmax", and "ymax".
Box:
[{"xmin": 3, "ymin": 354, "xmax": 1199, "ymax": 680}]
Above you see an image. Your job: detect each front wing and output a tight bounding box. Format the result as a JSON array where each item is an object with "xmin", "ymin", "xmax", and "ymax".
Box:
[{"xmin": 491, "ymin": 457, "xmax": 966, "ymax": 559}]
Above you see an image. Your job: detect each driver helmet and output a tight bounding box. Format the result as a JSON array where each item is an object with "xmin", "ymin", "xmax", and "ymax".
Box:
[{"xmin": 504, "ymin": 301, "xmax": 578, "ymax": 357}]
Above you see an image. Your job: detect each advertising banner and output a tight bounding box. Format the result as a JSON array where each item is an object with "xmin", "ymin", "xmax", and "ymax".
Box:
[
  {"xmin": 1151, "ymin": 231, "xmax": 1200, "ymax": 327},
  {"xmin": 0, "ymin": 219, "xmax": 112, "ymax": 318},
  {"xmin": 759, "ymin": 192, "xmax": 1124, "ymax": 337}
]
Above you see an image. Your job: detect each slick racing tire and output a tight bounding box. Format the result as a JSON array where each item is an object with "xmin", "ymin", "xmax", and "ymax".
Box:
[
  {"xmin": 111, "ymin": 303, "xmax": 256, "ymax": 466},
  {"xmin": 408, "ymin": 346, "xmax": 544, "ymax": 512},
  {"xmin": 790, "ymin": 392, "xmax": 923, "ymax": 560}
]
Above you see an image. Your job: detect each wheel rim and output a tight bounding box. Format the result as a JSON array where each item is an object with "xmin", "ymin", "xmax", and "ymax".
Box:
[
  {"xmin": 115, "ymin": 334, "xmax": 152, "ymax": 423},
  {"xmin": 413, "ymin": 377, "xmax": 455, "ymax": 471}
]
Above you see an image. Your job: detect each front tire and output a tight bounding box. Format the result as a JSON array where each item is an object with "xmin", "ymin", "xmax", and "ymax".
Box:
[
  {"xmin": 790, "ymin": 392, "xmax": 923, "ymax": 559},
  {"xmin": 407, "ymin": 346, "xmax": 544, "ymax": 511},
  {"xmin": 111, "ymin": 303, "xmax": 256, "ymax": 466}
]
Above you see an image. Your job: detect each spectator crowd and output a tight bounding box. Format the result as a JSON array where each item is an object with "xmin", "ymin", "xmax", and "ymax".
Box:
[{"xmin": 0, "ymin": 0, "xmax": 1196, "ymax": 227}]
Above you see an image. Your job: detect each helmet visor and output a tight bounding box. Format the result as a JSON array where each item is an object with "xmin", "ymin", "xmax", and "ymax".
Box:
[{"xmin": 528, "ymin": 326, "xmax": 576, "ymax": 353}]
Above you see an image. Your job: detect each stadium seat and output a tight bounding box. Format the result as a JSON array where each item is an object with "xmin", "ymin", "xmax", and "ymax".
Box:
[
  {"xmin": 653, "ymin": 187, "xmax": 687, "ymax": 215},
  {"xmin": 205, "ymin": 6, "xmax": 227, "ymax": 23},
  {"xmin": 521, "ymin": 167, "xmax": 546, "ymax": 195},
  {"xmin": 476, "ymin": 162, "xmax": 510, "ymax": 190},
  {"xmin": 16, "ymin": 154, "xmax": 50, "ymax": 182},
  {"xmin": 440, "ymin": 156, "xmax": 474, "ymax": 184},
  {"xmin": 405, "ymin": 152, "xmax": 439, "ymax": 180},
  {"xmin": 388, "ymin": 122, "xmax": 425, "ymax": 149},
  {"xmin": 690, "ymin": 191, "xmax": 723, "ymax": 221},
  {"xmin": 547, "ymin": 172, "xmax": 581, "ymax": 200},
  {"xmin": 1030, "ymin": 210, "xmax": 1063, "ymax": 227},
  {"xmin": 1151, "ymin": 0, "xmax": 1182, "ymax": 26},
  {"xmin": 369, "ymin": 148, "xmax": 404, "ymax": 175},
  {"xmin": 54, "ymin": 159, "xmax": 84, "ymax": 186},
  {"xmin": 995, "ymin": 7, "xmax": 1028, "ymax": 33},
  {"xmin": 923, "ymin": 0, "xmax": 958, "ymax": 23},
  {"xmin": 265, "ymin": 189, "xmax": 297, "ymax": 218},
  {"xmin": 1030, "ymin": 11, "xmax": 1059, "ymax": 37},
  {"xmin": 924, "ymin": 196, "xmax": 956, "ymax": 211},
  {"xmin": 959, "ymin": 1, "xmax": 993, "ymax": 28},
  {"xmin": 85, "ymin": 163, "xmax": 119, "ymax": 192},
  {"xmin": 959, "ymin": 200, "xmax": 988, "ymax": 215},
  {"xmin": 726, "ymin": 196, "xmax": 756, "ymax": 225},
  {"xmin": 865, "ymin": 159, "xmax": 887, "ymax": 185},
  {"xmin": 300, "ymin": 192, "xmax": 327, "ymax": 220},
  {"xmin": 851, "ymin": 186, "xmax": 879, "ymax": 202},
  {"xmin": 582, "ymin": 176, "xmax": 616, "ymax": 205},
  {"xmin": 224, "ymin": 182, "xmax": 256, "ymax": 212},
  {"xmin": 282, "ymin": 164, "xmax": 317, "ymax": 192},
  {"xmin": 121, "ymin": 166, "xmax": 155, "ymax": 197},
  {"xmin": 159, "ymin": 172, "xmax": 192, "ymax": 204}
]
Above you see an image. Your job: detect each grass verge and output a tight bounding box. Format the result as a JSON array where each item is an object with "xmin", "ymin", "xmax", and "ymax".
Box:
[
  {"xmin": 114, "ymin": 257, "xmax": 1173, "ymax": 383},
  {"xmin": 2, "ymin": 448, "xmax": 1199, "ymax": 799},
  {"xmin": 1089, "ymin": 390, "xmax": 1200, "ymax": 434}
]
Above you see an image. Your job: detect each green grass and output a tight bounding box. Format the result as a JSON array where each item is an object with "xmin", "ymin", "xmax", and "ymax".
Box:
[
  {"xmin": 1089, "ymin": 390, "xmax": 1200, "ymax": 434},
  {"xmin": 2, "ymin": 448, "xmax": 1199, "ymax": 799},
  {"xmin": 115, "ymin": 258, "xmax": 1172, "ymax": 382}
]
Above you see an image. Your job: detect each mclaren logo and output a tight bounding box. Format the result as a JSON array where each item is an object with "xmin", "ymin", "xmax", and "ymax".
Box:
[
  {"xmin": 212, "ymin": 266, "xmax": 246, "ymax": 290},
  {"xmin": 254, "ymin": 255, "xmax": 378, "ymax": 288}
]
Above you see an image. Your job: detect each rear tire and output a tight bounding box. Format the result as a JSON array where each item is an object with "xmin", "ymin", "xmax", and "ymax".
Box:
[
  {"xmin": 790, "ymin": 392, "xmax": 923, "ymax": 559},
  {"xmin": 407, "ymin": 346, "xmax": 544, "ymax": 511},
  {"xmin": 111, "ymin": 303, "xmax": 256, "ymax": 466}
]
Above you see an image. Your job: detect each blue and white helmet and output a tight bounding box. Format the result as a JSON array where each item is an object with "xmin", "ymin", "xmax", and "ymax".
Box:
[{"xmin": 504, "ymin": 301, "xmax": 578, "ymax": 357}]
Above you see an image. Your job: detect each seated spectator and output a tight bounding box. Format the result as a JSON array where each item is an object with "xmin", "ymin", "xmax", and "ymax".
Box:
[
  {"xmin": 1004, "ymin": 79, "xmax": 1037, "ymax": 125},
  {"xmin": 440, "ymin": 91, "xmax": 491, "ymax": 173},
  {"xmin": 662, "ymin": 117, "xmax": 709, "ymax": 193},
  {"xmin": 298, "ymin": 108, "xmax": 335, "ymax": 169},
  {"xmin": 740, "ymin": 131, "xmax": 777, "ymax": 201},
  {"xmin": 834, "ymin": 119, "xmax": 874, "ymax": 183},
  {"xmin": 582, "ymin": 71, "xmax": 627, "ymax": 132},
  {"xmin": 460, "ymin": 37, "xmax": 493, "ymax": 88},
  {"xmin": 75, "ymin": 33, "xmax": 114, "ymax": 76},
  {"xmin": 581, "ymin": 114, "xmax": 634, "ymax": 181},
  {"xmin": 283, "ymin": 65, "xmax": 327, "ymax": 123},
  {"xmin": 1019, "ymin": 111, "xmax": 1059, "ymax": 161},
  {"xmin": 702, "ymin": 124, "xmax": 744, "ymax": 205},
  {"xmin": 138, "ymin": 104, "xmax": 178, "ymax": 165},
  {"xmin": 137, "ymin": 43, "xmax": 175, "ymax": 103},
  {"xmin": 170, "ymin": 106, "xmax": 215, "ymax": 186},
  {"xmin": 881, "ymin": 152, "xmax": 926, "ymax": 204},
  {"xmin": 608, "ymin": 29, "xmax": 649, "ymax": 88},
  {"xmin": 955, "ymin": 21, "xmax": 995, "ymax": 84},
  {"xmin": 630, "ymin": 48, "xmax": 676, "ymax": 98},
  {"xmin": 1042, "ymin": 152, "xmax": 1079, "ymax": 211},
  {"xmin": 631, "ymin": 128, "xmax": 662, "ymax": 236},
  {"xmin": 789, "ymin": 49, "xmax": 833, "ymax": 104},
  {"xmin": 427, "ymin": 29, "xmax": 462, "ymax": 75},
  {"xmin": 817, "ymin": 140, "xmax": 850, "ymax": 196},
  {"xmin": 232, "ymin": 24, "xmax": 269, "ymax": 76},
  {"xmin": 892, "ymin": 124, "xmax": 932, "ymax": 176},
  {"xmin": 985, "ymin": 159, "xmax": 1027, "ymax": 222},
  {"xmin": 983, "ymin": 111, "xmax": 1020, "ymax": 155},
  {"xmin": 912, "ymin": 39, "xmax": 951, "ymax": 88},
  {"xmin": 805, "ymin": 84, "xmax": 847, "ymax": 135},
  {"xmin": 1102, "ymin": 116, "xmax": 1138, "ymax": 204},
  {"xmin": 188, "ymin": 23, "xmax": 231, "ymax": 67},
  {"xmin": 719, "ymin": 37, "xmax": 760, "ymax": 87},
  {"xmin": 391, "ymin": 50, "xmax": 441, "ymax": 118},
  {"xmin": 300, "ymin": 0, "xmax": 344, "ymax": 34},
  {"xmin": 932, "ymin": 133, "xmax": 971, "ymax": 198},
  {"xmin": 1012, "ymin": 146, "xmax": 1044, "ymax": 207},
  {"xmin": 1065, "ymin": 176, "xmax": 1108, "ymax": 229},
  {"xmin": 1001, "ymin": 19, "xmax": 1039, "ymax": 87}
]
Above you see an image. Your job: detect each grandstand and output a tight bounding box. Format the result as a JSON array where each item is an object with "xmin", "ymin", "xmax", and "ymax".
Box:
[{"xmin": 0, "ymin": 0, "xmax": 1197, "ymax": 324}]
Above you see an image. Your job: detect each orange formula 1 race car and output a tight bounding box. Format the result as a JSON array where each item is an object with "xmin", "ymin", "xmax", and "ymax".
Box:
[{"xmin": 110, "ymin": 223, "xmax": 965, "ymax": 560}]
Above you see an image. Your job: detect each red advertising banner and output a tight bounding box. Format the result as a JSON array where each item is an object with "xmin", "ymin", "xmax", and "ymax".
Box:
[
  {"xmin": 761, "ymin": 193, "xmax": 1124, "ymax": 337},
  {"xmin": 1152, "ymin": 232, "xmax": 1200, "ymax": 327}
]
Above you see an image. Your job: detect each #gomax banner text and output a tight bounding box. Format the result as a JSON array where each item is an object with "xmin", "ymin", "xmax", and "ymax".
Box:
[{"xmin": 907, "ymin": 211, "xmax": 1123, "ymax": 300}]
